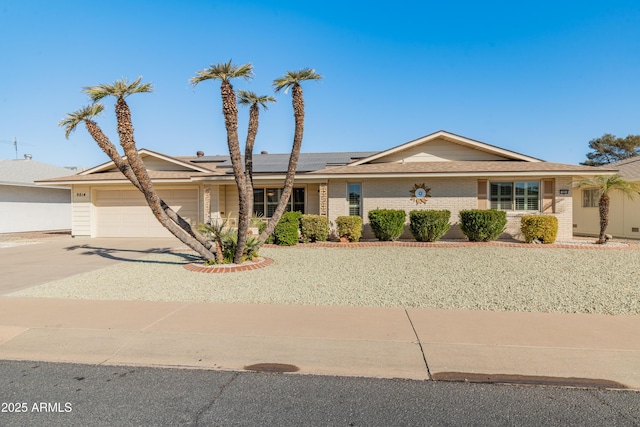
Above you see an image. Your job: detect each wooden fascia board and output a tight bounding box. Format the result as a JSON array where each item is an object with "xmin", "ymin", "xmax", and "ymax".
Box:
[{"xmin": 306, "ymin": 171, "xmax": 616, "ymax": 179}]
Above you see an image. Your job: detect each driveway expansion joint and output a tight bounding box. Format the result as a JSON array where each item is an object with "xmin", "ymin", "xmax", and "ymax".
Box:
[{"xmin": 403, "ymin": 308, "xmax": 432, "ymax": 381}]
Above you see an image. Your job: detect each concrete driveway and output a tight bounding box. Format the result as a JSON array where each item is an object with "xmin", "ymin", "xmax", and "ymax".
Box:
[{"xmin": 0, "ymin": 237, "xmax": 181, "ymax": 294}]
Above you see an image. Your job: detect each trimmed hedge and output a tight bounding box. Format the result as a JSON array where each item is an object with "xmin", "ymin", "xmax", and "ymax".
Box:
[
  {"xmin": 368, "ymin": 209, "xmax": 406, "ymax": 241},
  {"xmin": 273, "ymin": 211, "xmax": 302, "ymax": 246},
  {"xmin": 409, "ymin": 210, "xmax": 451, "ymax": 242},
  {"xmin": 335, "ymin": 216, "xmax": 363, "ymax": 242},
  {"xmin": 300, "ymin": 214, "xmax": 329, "ymax": 242},
  {"xmin": 459, "ymin": 209, "xmax": 507, "ymax": 242},
  {"xmin": 521, "ymin": 215, "xmax": 558, "ymax": 244}
]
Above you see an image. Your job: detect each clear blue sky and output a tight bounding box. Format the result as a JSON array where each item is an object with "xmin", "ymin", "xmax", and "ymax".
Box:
[{"xmin": 1, "ymin": 0, "xmax": 639, "ymax": 167}]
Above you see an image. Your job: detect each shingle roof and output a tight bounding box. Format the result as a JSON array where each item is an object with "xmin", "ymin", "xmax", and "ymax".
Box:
[
  {"xmin": 601, "ymin": 157, "xmax": 640, "ymax": 181},
  {"xmin": 310, "ymin": 161, "xmax": 615, "ymax": 176},
  {"xmin": 0, "ymin": 158, "xmax": 75, "ymax": 186},
  {"xmin": 192, "ymin": 152, "xmax": 378, "ymax": 173}
]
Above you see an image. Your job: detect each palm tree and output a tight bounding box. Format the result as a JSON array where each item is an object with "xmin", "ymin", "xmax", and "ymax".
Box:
[
  {"xmin": 237, "ymin": 90, "xmax": 276, "ymax": 180},
  {"xmin": 60, "ymin": 104, "xmax": 139, "ymax": 181},
  {"xmin": 59, "ymin": 104, "xmax": 215, "ymax": 256},
  {"xmin": 577, "ymin": 174, "xmax": 640, "ymax": 243},
  {"xmin": 190, "ymin": 61, "xmax": 255, "ymax": 264},
  {"xmin": 72, "ymin": 78, "xmax": 217, "ymax": 261},
  {"xmin": 260, "ymin": 68, "xmax": 322, "ymax": 241},
  {"xmin": 237, "ymin": 90, "xmax": 276, "ymax": 233}
]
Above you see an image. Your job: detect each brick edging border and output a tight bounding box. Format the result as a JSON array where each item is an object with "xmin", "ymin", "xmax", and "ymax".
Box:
[
  {"xmin": 262, "ymin": 241, "xmax": 638, "ymax": 250},
  {"xmin": 184, "ymin": 257, "xmax": 274, "ymax": 273}
]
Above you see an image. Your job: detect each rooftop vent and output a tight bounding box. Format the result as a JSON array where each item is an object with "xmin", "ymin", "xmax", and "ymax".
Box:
[
  {"xmin": 260, "ymin": 151, "xmax": 268, "ymax": 155},
  {"xmin": 24, "ymin": 154, "xmax": 32, "ymax": 160},
  {"xmin": 196, "ymin": 151, "xmax": 204, "ymax": 157}
]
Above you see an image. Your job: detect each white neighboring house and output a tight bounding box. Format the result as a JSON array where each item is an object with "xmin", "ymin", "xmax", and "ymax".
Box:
[{"xmin": 0, "ymin": 156, "xmax": 74, "ymax": 233}]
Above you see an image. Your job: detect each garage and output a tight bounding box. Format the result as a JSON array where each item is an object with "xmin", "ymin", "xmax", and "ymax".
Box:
[{"xmin": 94, "ymin": 188, "xmax": 199, "ymax": 237}]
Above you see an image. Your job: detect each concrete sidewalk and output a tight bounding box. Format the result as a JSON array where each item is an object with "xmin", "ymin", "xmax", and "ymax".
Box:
[{"xmin": 0, "ymin": 297, "xmax": 638, "ymax": 390}]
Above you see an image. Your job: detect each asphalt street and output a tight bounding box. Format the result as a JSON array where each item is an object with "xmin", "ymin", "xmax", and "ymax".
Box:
[{"xmin": 1, "ymin": 361, "xmax": 639, "ymax": 426}]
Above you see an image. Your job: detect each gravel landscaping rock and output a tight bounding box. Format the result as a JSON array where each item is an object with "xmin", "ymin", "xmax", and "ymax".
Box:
[{"xmin": 10, "ymin": 245, "xmax": 640, "ymax": 315}]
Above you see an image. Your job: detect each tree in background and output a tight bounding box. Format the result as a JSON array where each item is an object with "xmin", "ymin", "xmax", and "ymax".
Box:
[
  {"xmin": 60, "ymin": 78, "xmax": 217, "ymax": 262},
  {"xmin": 576, "ymin": 175, "xmax": 640, "ymax": 244},
  {"xmin": 581, "ymin": 133, "xmax": 640, "ymax": 166}
]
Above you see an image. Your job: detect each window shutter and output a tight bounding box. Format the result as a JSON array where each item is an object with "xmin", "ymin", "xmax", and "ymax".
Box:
[
  {"xmin": 478, "ymin": 180, "xmax": 488, "ymax": 209},
  {"xmin": 542, "ymin": 179, "xmax": 555, "ymax": 213}
]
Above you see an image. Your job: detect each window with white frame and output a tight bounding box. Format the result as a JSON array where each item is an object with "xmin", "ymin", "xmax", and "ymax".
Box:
[
  {"xmin": 490, "ymin": 181, "xmax": 540, "ymax": 211},
  {"xmin": 347, "ymin": 183, "xmax": 362, "ymax": 217},
  {"xmin": 253, "ymin": 188, "xmax": 304, "ymax": 217},
  {"xmin": 582, "ymin": 188, "xmax": 600, "ymax": 208}
]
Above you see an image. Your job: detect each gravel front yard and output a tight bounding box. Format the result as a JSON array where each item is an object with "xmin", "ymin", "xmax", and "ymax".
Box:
[{"xmin": 11, "ymin": 245, "xmax": 640, "ymax": 315}]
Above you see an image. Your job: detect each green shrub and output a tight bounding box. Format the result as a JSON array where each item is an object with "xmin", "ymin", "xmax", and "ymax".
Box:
[
  {"xmin": 409, "ymin": 210, "xmax": 451, "ymax": 242},
  {"xmin": 300, "ymin": 214, "xmax": 329, "ymax": 242},
  {"xmin": 459, "ymin": 209, "xmax": 507, "ymax": 242},
  {"xmin": 368, "ymin": 209, "xmax": 406, "ymax": 241},
  {"xmin": 520, "ymin": 215, "xmax": 558, "ymax": 244},
  {"xmin": 273, "ymin": 211, "xmax": 302, "ymax": 246},
  {"xmin": 335, "ymin": 216, "xmax": 363, "ymax": 242}
]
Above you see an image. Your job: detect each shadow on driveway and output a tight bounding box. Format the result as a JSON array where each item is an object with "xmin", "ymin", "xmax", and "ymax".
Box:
[
  {"xmin": 63, "ymin": 244, "xmax": 200, "ymax": 265},
  {"xmin": 0, "ymin": 237, "xmax": 192, "ymax": 294}
]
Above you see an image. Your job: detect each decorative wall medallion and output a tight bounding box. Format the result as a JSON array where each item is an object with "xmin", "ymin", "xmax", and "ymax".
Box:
[{"xmin": 410, "ymin": 183, "xmax": 431, "ymax": 204}]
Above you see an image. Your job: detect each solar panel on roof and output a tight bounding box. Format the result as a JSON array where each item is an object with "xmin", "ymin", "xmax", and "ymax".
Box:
[{"xmin": 191, "ymin": 151, "xmax": 378, "ymax": 173}]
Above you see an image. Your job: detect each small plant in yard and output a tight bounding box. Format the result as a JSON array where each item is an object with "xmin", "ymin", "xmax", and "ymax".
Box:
[
  {"xmin": 459, "ymin": 209, "xmax": 507, "ymax": 242},
  {"xmin": 520, "ymin": 215, "xmax": 558, "ymax": 244},
  {"xmin": 300, "ymin": 214, "xmax": 329, "ymax": 242},
  {"xmin": 409, "ymin": 210, "xmax": 451, "ymax": 242},
  {"xmin": 273, "ymin": 211, "xmax": 302, "ymax": 246},
  {"xmin": 368, "ymin": 209, "xmax": 406, "ymax": 241},
  {"xmin": 250, "ymin": 212, "xmax": 265, "ymax": 228},
  {"xmin": 335, "ymin": 216, "xmax": 362, "ymax": 242},
  {"xmin": 198, "ymin": 216, "xmax": 259, "ymax": 264},
  {"xmin": 217, "ymin": 229, "xmax": 260, "ymax": 264}
]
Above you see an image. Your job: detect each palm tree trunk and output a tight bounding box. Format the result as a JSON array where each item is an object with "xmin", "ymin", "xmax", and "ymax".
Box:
[
  {"xmin": 597, "ymin": 194, "xmax": 610, "ymax": 244},
  {"xmin": 219, "ymin": 81, "xmax": 249, "ymax": 264},
  {"xmin": 260, "ymin": 84, "xmax": 304, "ymax": 241},
  {"xmin": 84, "ymin": 120, "xmax": 216, "ymax": 254},
  {"xmin": 113, "ymin": 99, "xmax": 217, "ymax": 261},
  {"xmin": 243, "ymin": 103, "xmax": 259, "ymax": 241}
]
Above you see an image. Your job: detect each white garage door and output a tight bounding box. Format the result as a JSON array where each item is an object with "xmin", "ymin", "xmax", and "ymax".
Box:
[{"xmin": 95, "ymin": 188, "xmax": 198, "ymax": 237}]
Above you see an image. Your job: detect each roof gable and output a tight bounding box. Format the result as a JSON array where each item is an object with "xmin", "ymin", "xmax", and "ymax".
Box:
[
  {"xmin": 80, "ymin": 149, "xmax": 214, "ymax": 175},
  {"xmin": 350, "ymin": 130, "xmax": 543, "ymax": 166}
]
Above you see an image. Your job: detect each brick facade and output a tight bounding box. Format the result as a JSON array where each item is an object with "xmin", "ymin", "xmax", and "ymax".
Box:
[{"xmin": 327, "ymin": 176, "xmax": 574, "ymax": 241}]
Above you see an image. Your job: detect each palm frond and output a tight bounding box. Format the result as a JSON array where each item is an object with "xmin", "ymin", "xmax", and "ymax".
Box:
[
  {"xmin": 237, "ymin": 90, "xmax": 277, "ymax": 109},
  {"xmin": 83, "ymin": 77, "xmax": 153, "ymax": 101},
  {"xmin": 577, "ymin": 174, "xmax": 640, "ymax": 199},
  {"xmin": 58, "ymin": 103, "xmax": 105, "ymax": 138},
  {"xmin": 273, "ymin": 68, "xmax": 322, "ymax": 93},
  {"xmin": 190, "ymin": 60, "xmax": 253, "ymax": 87}
]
